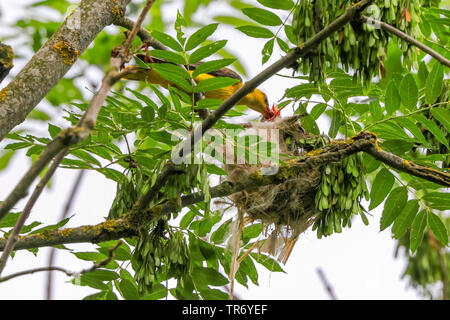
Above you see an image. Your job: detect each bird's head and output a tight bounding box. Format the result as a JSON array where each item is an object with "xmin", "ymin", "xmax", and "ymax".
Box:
[{"xmin": 249, "ymin": 89, "xmax": 281, "ymax": 121}]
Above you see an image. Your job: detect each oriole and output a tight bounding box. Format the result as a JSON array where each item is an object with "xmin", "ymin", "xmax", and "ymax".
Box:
[{"xmin": 123, "ymin": 55, "xmax": 280, "ymax": 120}]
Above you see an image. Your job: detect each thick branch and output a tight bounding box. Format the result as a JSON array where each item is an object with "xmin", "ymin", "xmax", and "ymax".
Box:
[
  {"xmin": 0, "ymin": 1, "xmax": 154, "ymax": 223},
  {"xmin": 0, "ymin": 0, "xmax": 131, "ymax": 142},
  {"xmin": 365, "ymin": 144, "xmax": 450, "ymax": 186},
  {"xmin": 143, "ymin": 0, "xmax": 374, "ymax": 214},
  {"xmin": 361, "ymin": 15, "xmax": 450, "ymax": 68},
  {"xmin": 178, "ymin": 0, "xmax": 373, "ymax": 159}
]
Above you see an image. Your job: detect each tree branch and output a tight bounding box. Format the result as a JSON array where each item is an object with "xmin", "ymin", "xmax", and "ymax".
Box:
[
  {"xmin": 46, "ymin": 170, "xmax": 86, "ymax": 300},
  {"xmin": 317, "ymin": 268, "xmax": 338, "ymax": 300},
  {"xmin": 136, "ymin": 0, "xmax": 374, "ymax": 216},
  {"xmin": 361, "ymin": 15, "xmax": 450, "ymax": 68},
  {"xmin": 0, "ymin": 240, "xmax": 122, "ymax": 284},
  {"xmin": 0, "ymin": 149, "xmax": 68, "ymax": 275},
  {"xmin": 113, "ymin": 17, "xmax": 167, "ymax": 51},
  {"xmin": 0, "ymin": 0, "xmax": 132, "ymax": 142},
  {"xmin": 6, "ymin": 129, "xmax": 448, "ymax": 251},
  {"xmin": 365, "ymin": 144, "xmax": 450, "ymax": 186},
  {"xmin": 0, "ymin": 1, "xmax": 156, "ymax": 223}
]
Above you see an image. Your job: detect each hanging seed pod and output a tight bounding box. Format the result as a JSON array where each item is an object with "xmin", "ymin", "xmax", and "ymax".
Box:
[
  {"xmin": 290, "ymin": 0, "xmax": 423, "ymax": 84},
  {"xmin": 314, "ymin": 152, "xmax": 366, "ymax": 238}
]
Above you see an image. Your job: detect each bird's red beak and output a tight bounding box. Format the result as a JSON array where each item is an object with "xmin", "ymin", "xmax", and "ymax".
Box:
[{"xmin": 263, "ymin": 104, "xmax": 281, "ymax": 121}]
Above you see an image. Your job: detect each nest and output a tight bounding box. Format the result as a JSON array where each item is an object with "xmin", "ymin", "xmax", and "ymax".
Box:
[{"xmin": 224, "ymin": 116, "xmax": 323, "ymax": 264}]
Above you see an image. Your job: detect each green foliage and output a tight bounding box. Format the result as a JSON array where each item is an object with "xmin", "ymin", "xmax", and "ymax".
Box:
[{"xmin": 1, "ymin": 0, "xmax": 448, "ymax": 301}]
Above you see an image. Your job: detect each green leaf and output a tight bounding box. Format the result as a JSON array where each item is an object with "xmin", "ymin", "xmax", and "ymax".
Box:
[
  {"xmin": 410, "ymin": 210, "xmax": 427, "ymax": 253},
  {"xmin": 198, "ymin": 288, "xmax": 228, "ymax": 300},
  {"xmin": 191, "ymin": 267, "xmax": 229, "ymax": 288},
  {"xmin": 412, "ymin": 114, "xmax": 449, "ymax": 148},
  {"xmin": 0, "ymin": 212, "xmax": 21, "ymax": 228},
  {"xmin": 392, "ymin": 200, "xmax": 419, "ymax": 239},
  {"xmin": 142, "ymin": 284, "xmax": 168, "ymax": 300},
  {"xmin": 250, "ymin": 253, "xmax": 285, "ymax": 272},
  {"xmin": 117, "ymin": 279, "xmax": 140, "ymax": 300},
  {"xmin": 194, "ymin": 77, "xmax": 240, "ymax": 93},
  {"xmin": 380, "ymin": 186, "xmax": 408, "ymax": 231},
  {"xmin": 239, "ymin": 256, "xmax": 258, "ymax": 285},
  {"xmin": 70, "ymin": 150, "xmax": 101, "ymax": 167},
  {"xmin": 394, "ymin": 117, "xmax": 429, "ymax": 147},
  {"xmin": 197, "ymin": 98, "xmax": 223, "ymax": 109},
  {"xmin": 149, "ymin": 30, "xmax": 183, "ymax": 52},
  {"xmin": 192, "ymin": 58, "xmax": 235, "ymax": 77},
  {"xmin": 189, "ymin": 40, "xmax": 228, "ymax": 64},
  {"xmin": 430, "ymin": 107, "xmax": 450, "ymax": 133},
  {"xmin": 211, "ymin": 218, "xmax": 232, "ymax": 244},
  {"xmin": 73, "ymin": 274, "xmax": 108, "ymax": 290},
  {"xmin": 242, "ymin": 223, "xmax": 263, "ymax": 240},
  {"xmin": 425, "ymin": 63, "xmax": 444, "ymax": 105},
  {"xmin": 385, "ymin": 80, "xmax": 401, "ymax": 115},
  {"xmin": 371, "ymin": 122, "xmax": 414, "ymax": 142},
  {"xmin": 369, "ymin": 100, "xmax": 383, "ymax": 121},
  {"xmin": 97, "ymin": 168, "xmax": 127, "ymax": 183},
  {"xmin": 310, "ymin": 103, "xmax": 327, "ymax": 120},
  {"xmin": 261, "ymin": 38, "xmax": 274, "ymax": 64},
  {"xmin": 242, "ymin": 8, "xmax": 283, "ymax": 26},
  {"xmin": 427, "ymin": 212, "xmax": 448, "ymax": 246},
  {"xmin": 149, "ymin": 49, "xmax": 186, "ymax": 65},
  {"xmin": 152, "ymin": 63, "xmax": 192, "ymax": 92},
  {"xmin": 257, "ymin": 0, "xmax": 294, "ymax": 10},
  {"xmin": 417, "ymin": 61, "xmax": 429, "ymax": 88},
  {"xmin": 180, "ymin": 211, "xmax": 196, "ymax": 229},
  {"xmin": 185, "ymin": 23, "xmax": 219, "ymax": 51},
  {"xmin": 284, "ymin": 25, "xmax": 296, "ymax": 44},
  {"xmin": 398, "ymin": 74, "xmax": 418, "ymax": 110},
  {"xmin": 328, "ymin": 109, "xmax": 342, "ymax": 139},
  {"xmin": 276, "ymin": 37, "xmax": 290, "ymax": 53},
  {"xmin": 86, "ymin": 269, "xmax": 119, "ymax": 281},
  {"xmin": 236, "ymin": 25, "xmax": 274, "ymax": 38},
  {"xmin": 73, "ymin": 252, "xmax": 107, "ymax": 261},
  {"xmin": 285, "ymin": 83, "xmax": 318, "ymax": 99},
  {"xmin": 422, "ymin": 192, "xmax": 450, "ymax": 211},
  {"xmin": 214, "ymin": 15, "xmax": 257, "ymax": 27},
  {"xmin": 369, "ymin": 168, "xmax": 395, "ymax": 210},
  {"xmin": 205, "ymin": 163, "xmax": 228, "ymax": 175},
  {"xmin": 5, "ymin": 142, "xmax": 31, "ymax": 151},
  {"xmin": 0, "ymin": 150, "xmax": 15, "ymax": 171}
]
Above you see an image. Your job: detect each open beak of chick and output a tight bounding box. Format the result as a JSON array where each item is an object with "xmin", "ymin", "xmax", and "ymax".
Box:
[{"xmin": 263, "ymin": 104, "xmax": 281, "ymax": 121}]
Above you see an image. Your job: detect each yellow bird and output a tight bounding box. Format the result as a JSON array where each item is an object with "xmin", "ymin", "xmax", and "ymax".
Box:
[{"xmin": 123, "ymin": 55, "xmax": 280, "ymax": 120}]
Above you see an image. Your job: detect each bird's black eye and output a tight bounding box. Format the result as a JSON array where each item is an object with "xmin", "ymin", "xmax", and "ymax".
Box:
[{"xmin": 263, "ymin": 94, "xmax": 269, "ymax": 106}]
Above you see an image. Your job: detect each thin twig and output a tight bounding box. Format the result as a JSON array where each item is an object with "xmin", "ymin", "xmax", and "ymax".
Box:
[
  {"xmin": 121, "ymin": 0, "xmax": 155, "ymax": 57},
  {"xmin": 46, "ymin": 170, "xmax": 86, "ymax": 300},
  {"xmin": 0, "ymin": 0, "xmax": 156, "ymax": 224},
  {"xmin": 0, "ymin": 149, "xmax": 68, "ymax": 275},
  {"xmin": 0, "ymin": 241, "xmax": 122, "ymax": 283},
  {"xmin": 138, "ymin": 0, "xmax": 374, "ymax": 213},
  {"xmin": 361, "ymin": 15, "xmax": 450, "ymax": 68},
  {"xmin": 1, "ymin": 130, "xmax": 449, "ymax": 251},
  {"xmin": 317, "ymin": 268, "xmax": 338, "ymax": 300},
  {"xmin": 113, "ymin": 17, "xmax": 167, "ymax": 51}
]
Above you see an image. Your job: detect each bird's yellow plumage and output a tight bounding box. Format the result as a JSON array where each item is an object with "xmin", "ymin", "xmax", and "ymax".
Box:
[{"xmin": 122, "ymin": 57, "xmax": 278, "ymax": 119}]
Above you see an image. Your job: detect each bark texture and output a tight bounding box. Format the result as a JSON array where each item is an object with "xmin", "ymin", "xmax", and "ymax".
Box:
[{"xmin": 0, "ymin": 0, "xmax": 131, "ymax": 141}]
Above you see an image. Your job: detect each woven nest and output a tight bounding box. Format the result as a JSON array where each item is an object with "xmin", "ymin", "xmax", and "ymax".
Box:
[{"xmin": 223, "ymin": 116, "xmax": 323, "ymax": 263}]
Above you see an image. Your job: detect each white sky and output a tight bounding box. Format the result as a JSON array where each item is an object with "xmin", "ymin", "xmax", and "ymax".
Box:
[{"xmin": 0, "ymin": 0, "xmax": 424, "ymax": 299}]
